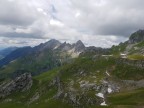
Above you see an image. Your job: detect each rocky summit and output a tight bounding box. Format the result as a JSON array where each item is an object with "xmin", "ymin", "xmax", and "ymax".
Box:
[
  {"xmin": 0, "ymin": 30, "xmax": 144, "ymax": 108},
  {"xmin": 129, "ymin": 30, "xmax": 144, "ymax": 44}
]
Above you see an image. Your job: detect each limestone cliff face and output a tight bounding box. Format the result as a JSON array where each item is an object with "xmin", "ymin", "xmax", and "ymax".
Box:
[{"xmin": 0, "ymin": 73, "xmax": 32, "ymax": 98}]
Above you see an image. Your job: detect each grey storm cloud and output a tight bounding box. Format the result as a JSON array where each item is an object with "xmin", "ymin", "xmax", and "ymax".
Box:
[
  {"xmin": 69, "ymin": 0, "xmax": 144, "ymax": 36},
  {"xmin": 0, "ymin": 0, "xmax": 144, "ymax": 48},
  {"xmin": 0, "ymin": 0, "xmax": 39, "ymax": 26}
]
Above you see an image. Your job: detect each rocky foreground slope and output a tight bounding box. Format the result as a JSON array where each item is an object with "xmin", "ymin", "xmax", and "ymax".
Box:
[{"xmin": 0, "ymin": 73, "xmax": 32, "ymax": 99}]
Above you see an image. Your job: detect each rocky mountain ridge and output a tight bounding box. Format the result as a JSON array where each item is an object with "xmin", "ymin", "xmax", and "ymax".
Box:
[{"xmin": 0, "ymin": 39, "xmax": 86, "ymax": 68}]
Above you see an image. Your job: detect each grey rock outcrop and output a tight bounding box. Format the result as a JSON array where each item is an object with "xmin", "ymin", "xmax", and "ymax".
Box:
[
  {"xmin": 129, "ymin": 30, "xmax": 144, "ymax": 44},
  {"xmin": 28, "ymin": 92, "xmax": 40, "ymax": 104},
  {"xmin": 0, "ymin": 73, "xmax": 32, "ymax": 99},
  {"xmin": 53, "ymin": 76, "xmax": 64, "ymax": 99}
]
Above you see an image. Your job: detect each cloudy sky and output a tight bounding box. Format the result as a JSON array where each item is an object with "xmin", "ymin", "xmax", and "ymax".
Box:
[{"xmin": 0, "ymin": 0, "xmax": 144, "ymax": 48}]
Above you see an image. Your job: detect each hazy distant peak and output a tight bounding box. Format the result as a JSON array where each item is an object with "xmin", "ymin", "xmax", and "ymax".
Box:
[
  {"xmin": 74, "ymin": 40, "xmax": 85, "ymax": 52},
  {"xmin": 48, "ymin": 39, "xmax": 61, "ymax": 44}
]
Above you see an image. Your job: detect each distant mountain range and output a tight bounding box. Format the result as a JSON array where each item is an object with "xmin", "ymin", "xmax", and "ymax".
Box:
[
  {"xmin": 0, "ymin": 39, "xmax": 86, "ymax": 67},
  {"xmin": 0, "ymin": 47, "xmax": 18, "ymax": 59},
  {"xmin": 0, "ymin": 29, "xmax": 144, "ymax": 72},
  {"xmin": 0, "ymin": 39, "xmax": 87, "ymax": 78},
  {"xmin": 0, "ymin": 29, "xmax": 144, "ymax": 75}
]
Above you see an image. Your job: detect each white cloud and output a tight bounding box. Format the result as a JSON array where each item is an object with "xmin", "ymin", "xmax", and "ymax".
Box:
[
  {"xmin": 0, "ymin": 0, "xmax": 144, "ymax": 48},
  {"xmin": 0, "ymin": 37, "xmax": 49, "ymax": 48},
  {"xmin": 37, "ymin": 8, "xmax": 43, "ymax": 12},
  {"xmin": 37, "ymin": 8, "xmax": 47, "ymax": 15},
  {"xmin": 50, "ymin": 19, "xmax": 64, "ymax": 27},
  {"xmin": 75, "ymin": 12, "xmax": 80, "ymax": 18}
]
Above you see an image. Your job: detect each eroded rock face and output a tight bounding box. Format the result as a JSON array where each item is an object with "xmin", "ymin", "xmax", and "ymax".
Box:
[
  {"xmin": 53, "ymin": 76, "xmax": 64, "ymax": 99},
  {"xmin": 0, "ymin": 73, "xmax": 32, "ymax": 99}
]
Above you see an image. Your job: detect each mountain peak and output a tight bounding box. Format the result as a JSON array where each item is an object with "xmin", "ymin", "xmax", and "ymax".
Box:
[
  {"xmin": 76, "ymin": 40, "xmax": 83, "ymax": 44},
  {"xmin": 75, "ymin": 40, "xmax": 85, "ymax": 46},
  {"xmin": 74, "ymin": 40, "xmax": 85, "ymax": 52},
  {"xmin": 36, "ymin": 39, "xmax": 61, "ymax": 51},
  {"xmin": 48, "ymin": 39, "xmax": 60, "ymax": 43},
  {"xmin": 45, "ymin": 39, "xmax": 61, "ymax": 46},
  {"xmin": 45, "ymin": 39, "xmax": 61, "ymax": 48},
  {"xmin": 129, "ymin": 29, "xmax": 144, "ymax": 44}
]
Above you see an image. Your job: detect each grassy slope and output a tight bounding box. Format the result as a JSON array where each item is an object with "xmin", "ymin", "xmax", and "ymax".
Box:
[
  {"xmin": 112, "ymin": 63, "xmax": 144, "ymax": 80},
  {"xmin": 128, "ymin": 55, "xmax": 144, "ymax": 60},
  {"xmin": 110, "ymin": 42, "xmax": 127, "ymax": 56},
  {"xmin": 108, "ymin": 88, "xmax": 144, "ymax": 108},
  {"xmin": 0, "ymin": 56, "xmax": 144, "ymax": 108},
  {"xmin": 0, "ymin": 56, "xmax": 115, "ymax": 108}
]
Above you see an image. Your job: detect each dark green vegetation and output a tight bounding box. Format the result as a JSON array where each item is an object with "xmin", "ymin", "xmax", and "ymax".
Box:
[
  {"xmin": 0, "ymin": 49, "xmax": 61, "ymax": 79},
  {"xmin": 112, "ymin": 63, "xmax": 144, "ymax": 80},
  {"xmin": 111, "ymin": 42, "xmax": 127, "ymax": 55},
  {"xmin": 0, "ymin": 30, "xmax": 144, "ymax": 108}
]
